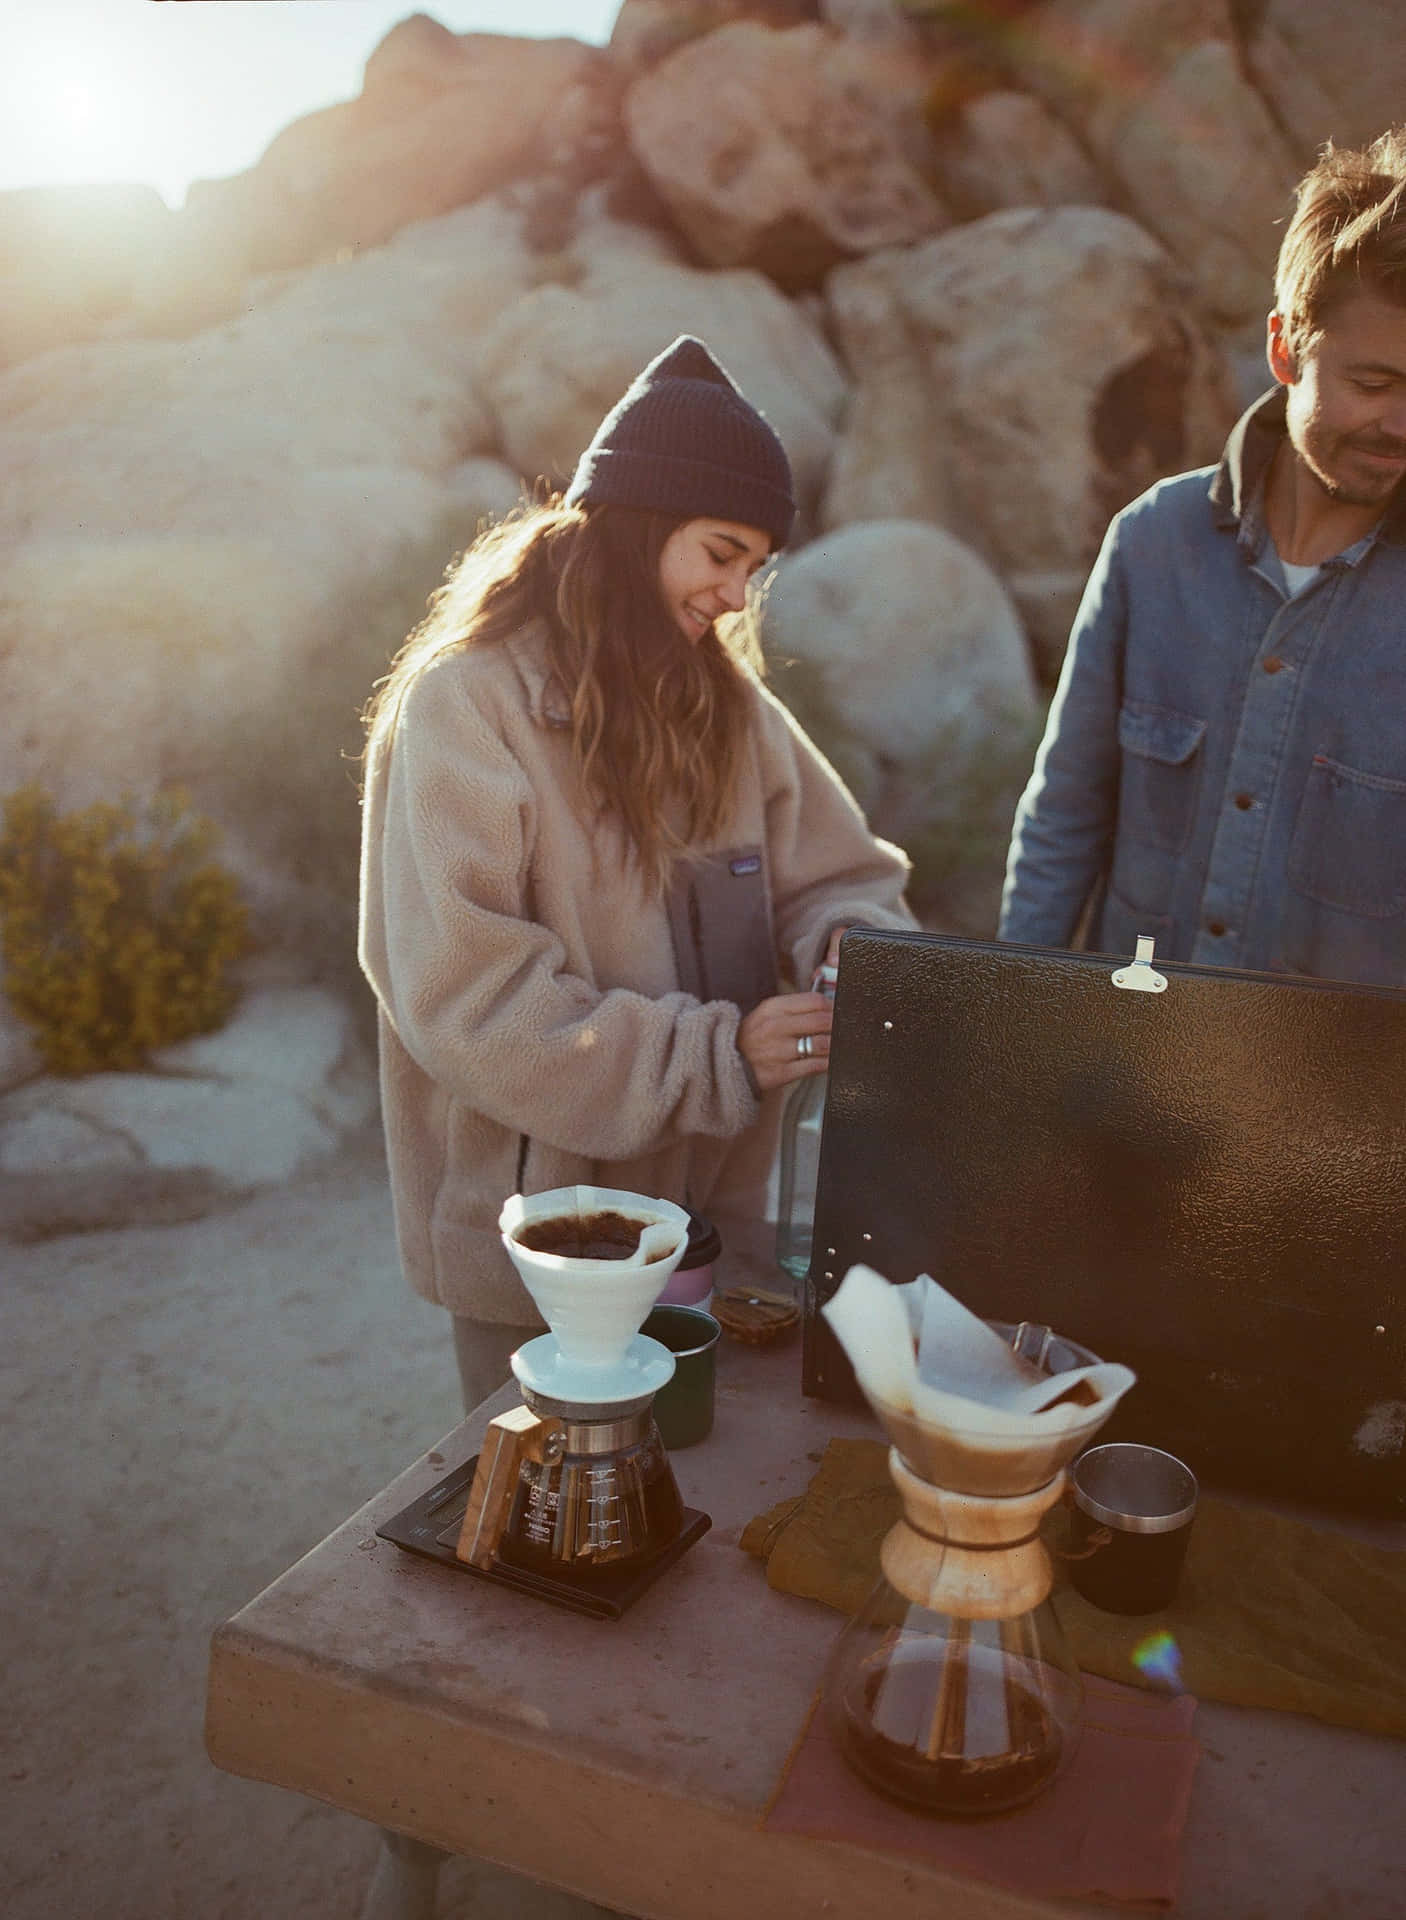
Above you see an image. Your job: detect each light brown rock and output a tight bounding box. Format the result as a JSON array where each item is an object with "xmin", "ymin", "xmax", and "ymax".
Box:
[
  {"xmin": 1246, "ymin": 0, "xmax": 1405, "ymax": 163},
  {"xmin": 819, "ymin": 0, "xmax": 925, "ymax": 51},
  {"xmin": 0, "ymin": 201, "xmax": 548, "ymax": 982},
  {"xmin": 822, "ymin": 206, "xmax": 1239, "ymax": 674},
  {"xmin": 624, "ymin": 21, "xmax": 949, "ymax": 288},
  {"xmin": 1006, "ymin": 0, "xmax": 1301, "ymax": 326},
  {"xmin": 474, "ymin": 235, "xmax": 849, "ymax": 526},
  {"xmin": 359, "ymin": 9, "xmax": 469, "ymax": 108},
  {"xmin": 609, "ymin": 0, "xmax": 819, "ymax": 74},
  {"xmin": 0, "ymin": 988, "xmax": 376, "ymax": 1205},
  {"xmin": 760, "ymin": 518, "xmax": 1039, "ymax": 927},
  {"xmin": 927, "ymin": 90, "xmax": 1108, "ymax": 221},
  {"xmin": 256, "ymin": 26, "xmax": 602, "ymax": 261},
  {"xmin": 123, "ymin": 28, "xmax": 602, "ymax": 343}
]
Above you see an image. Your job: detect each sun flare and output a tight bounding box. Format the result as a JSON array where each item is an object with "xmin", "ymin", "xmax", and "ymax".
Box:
[
  {"xmin": 7, "ymin": 28, "xmax": 185, "ymax": 203},
  {"xmin": 2, "ymin": 2, "xmax": 623, "ymax": 211}
]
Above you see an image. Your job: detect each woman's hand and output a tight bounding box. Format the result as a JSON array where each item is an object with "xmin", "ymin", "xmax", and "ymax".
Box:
[{"xmin": 737, "ymin": 990, "xmax": 831, "ymax": 1093}]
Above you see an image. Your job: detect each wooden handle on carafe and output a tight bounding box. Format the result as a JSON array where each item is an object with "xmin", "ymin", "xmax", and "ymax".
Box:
[{"xmin": 456, "ymin": 1405, "xmax": 565, "ymax": 1569}]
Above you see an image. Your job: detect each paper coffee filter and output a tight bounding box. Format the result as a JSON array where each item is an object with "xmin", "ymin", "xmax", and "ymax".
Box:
[
  {"xmin": 499, "ymin": 1186, "xmax": 690, "ymax": 1266},
  {"xmin": 822, "ymin": 1263, "xmax": 918, "ymax": 1411},
  {"xmin": 823, "ymin": 1266, "xmax": 1135, "ymax": 1442}
]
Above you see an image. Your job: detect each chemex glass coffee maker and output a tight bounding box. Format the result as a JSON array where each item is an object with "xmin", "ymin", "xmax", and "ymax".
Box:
[
  {"xmin": 818, "ymin": 1266, "xmax": 1135, "ymax": 1816},
  {"xmin": 445, "ymin": 1186, "xmax": 710, "ymax": 1611}
]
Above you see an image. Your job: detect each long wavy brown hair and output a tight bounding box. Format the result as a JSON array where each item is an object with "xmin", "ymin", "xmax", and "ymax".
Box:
[{"xmin": 362, "ymin": 499, "xmax": 766, "ymax": 891}]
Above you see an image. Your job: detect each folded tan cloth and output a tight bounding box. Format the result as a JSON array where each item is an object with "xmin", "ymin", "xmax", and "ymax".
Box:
[{"xmin": 741, "ymin": 1438, "xmax": 1406, "ymax": 1740}]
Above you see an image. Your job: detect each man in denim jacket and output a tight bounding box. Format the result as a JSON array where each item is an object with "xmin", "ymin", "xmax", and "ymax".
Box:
[{"xmin": 1000, "ymin": 128, "xmax": 1406, "ymax": 989}]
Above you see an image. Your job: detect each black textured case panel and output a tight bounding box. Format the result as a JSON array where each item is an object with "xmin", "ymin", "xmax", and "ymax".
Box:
[{"xmin": 802, "ymin": 931, "xmax": 1406, "ymax": 1514}]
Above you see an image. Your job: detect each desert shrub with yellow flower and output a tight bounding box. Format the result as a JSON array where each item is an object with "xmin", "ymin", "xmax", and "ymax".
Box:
[{"xmin": 0, "ymin": 785, "xmax": 248, "ymax": 1076}]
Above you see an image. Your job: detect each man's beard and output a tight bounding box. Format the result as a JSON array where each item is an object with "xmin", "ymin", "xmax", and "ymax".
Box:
[{"xmin": 1305, "ymin": 434, "xmax": 1406, "ymax": 509}]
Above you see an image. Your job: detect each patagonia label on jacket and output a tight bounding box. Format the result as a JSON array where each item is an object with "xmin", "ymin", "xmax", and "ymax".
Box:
[{"xmin": 667, "ymin": 846, "xmax": 778, "ymax": 1015}]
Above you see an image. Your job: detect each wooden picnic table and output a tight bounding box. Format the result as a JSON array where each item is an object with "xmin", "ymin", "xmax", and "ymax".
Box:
[{"xmin": 206, "ymin": 1318, "xmax": 1406, "ymax": 1919}]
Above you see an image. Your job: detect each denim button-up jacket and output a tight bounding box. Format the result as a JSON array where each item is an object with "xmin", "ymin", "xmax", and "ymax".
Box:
[{"xmin": 999, "ymin": 390, "xmax": 1406, "ymax": 988}]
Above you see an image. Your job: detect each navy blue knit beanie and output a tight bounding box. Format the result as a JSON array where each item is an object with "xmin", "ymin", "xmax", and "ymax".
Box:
[{"xmin": 563, "ymin": 335, "xmax": 796, "ymax": 550}]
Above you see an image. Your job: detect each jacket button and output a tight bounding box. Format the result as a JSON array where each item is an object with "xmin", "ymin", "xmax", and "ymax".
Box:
[
  {"xmin": 1207, "ymin": 920, "xmax": 1227, "ymax": 936},
  {"xmin": 1234, "ymin": 792, "xmax": 1253, "ymax": 810},
  {"xmin": 1262, "ymin": 655, "xmax": 1284, "ymax": 674}
]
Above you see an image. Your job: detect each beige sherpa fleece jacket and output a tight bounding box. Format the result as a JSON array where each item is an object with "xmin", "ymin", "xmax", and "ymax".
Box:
[{"xmin": 358, "ymin": 620, "xmax": 915, "ymax": 1324}]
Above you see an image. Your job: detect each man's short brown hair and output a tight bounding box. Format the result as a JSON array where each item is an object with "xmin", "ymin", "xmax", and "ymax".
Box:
[{"xmin": 1275, "ymin": 126, "xmax": 1406, "ymax": 354}]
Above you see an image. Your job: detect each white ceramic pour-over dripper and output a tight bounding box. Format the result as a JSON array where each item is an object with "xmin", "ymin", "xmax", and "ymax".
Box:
[{"xmin": 500, "ymin": 1187, "xmax": 691, "ymax": 1403}]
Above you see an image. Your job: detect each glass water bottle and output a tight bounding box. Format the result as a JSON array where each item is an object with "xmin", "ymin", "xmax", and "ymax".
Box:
[{"xmin": 775, "ymin": 961, "xmax": 837, "ymax": 1286}]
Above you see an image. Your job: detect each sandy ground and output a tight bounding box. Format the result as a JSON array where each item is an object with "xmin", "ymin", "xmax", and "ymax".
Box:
[{"xmin": 1, "ymin": 1125, "xmax": 619, "ymax": 1920}]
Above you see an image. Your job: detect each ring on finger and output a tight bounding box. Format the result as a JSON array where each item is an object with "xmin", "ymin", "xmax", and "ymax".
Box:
[{"xmin": 796, "ymin": 1033, "xmax": 814, "ymax": 1059}]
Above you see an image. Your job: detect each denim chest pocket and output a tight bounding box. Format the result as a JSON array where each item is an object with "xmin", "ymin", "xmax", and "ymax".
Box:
[
  {"xmin": 1288, "ymin": 755, "xmax": 1406, "ymax": 918},
  {"xmin": 1116, "ymin": 703, "xmax": 1207, "ymax": 854}
]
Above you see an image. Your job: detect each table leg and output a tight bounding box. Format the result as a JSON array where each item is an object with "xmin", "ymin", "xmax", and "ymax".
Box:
[{"xmin": 359, "ymin": 1827, "xmax": 449, "ymax": 1920}]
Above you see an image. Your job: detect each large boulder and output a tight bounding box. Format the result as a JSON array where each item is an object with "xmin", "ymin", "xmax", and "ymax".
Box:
[
  {"xmin": 821, "ymin": 205, "xmax": 1239, "ymax": 673},
  {"xmin": 1004, "ymin": 0, "xmax": 1302, "ymax": 328},
  {"xmin": 474, "ymin": 231, "xmax": 850, "ymax": 530},
  {"xmin": 624, "ymin": 22, "xmax": 949, "ymax": 288},
  {"xmin": 329, "ymin": 24, "xmax": 612, "ymax": 255},
  {"xmin": 0, "ymin": 199, "xmax": 550, "ymax": 982},
  {"xmin": 122, "ymin": 25, "xmax": 604, "ymax": 345},
  {"xmin": 926, "ymin": 90, "xmax": 1108, "ymax": 221},
  {"xmin": 1245, "ymin": 0, "xmax": 1405, "ymax": 164},
  {"xmin": 760, "ymin": 519, "xmax": 1039, "ymax": 928},
  {"xmin": 610, "ymin": 0, "xmax": 821, "ymax": 73},
  {"xmin": 0, "ymin": 987, "xmax": 377, "ymax": 1239}
]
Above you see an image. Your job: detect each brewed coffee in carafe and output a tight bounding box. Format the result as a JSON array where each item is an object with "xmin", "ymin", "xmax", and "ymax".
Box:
[
  {"xmin": 823, "ymin": 1456, "xmax": 1082, "ymax": 1815},
  {"xmin": 494, "ymin": 1391, "xmax": 684, "ymax": 1578},
  {"xmin": 819, "ymin": 1268, "xmax": 1136, "ymax": 1816}
]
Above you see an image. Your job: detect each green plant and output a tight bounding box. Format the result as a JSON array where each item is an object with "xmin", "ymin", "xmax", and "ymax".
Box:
[{"xmin": 0, "ymin": 784, "xmax": 249, "ymax": 1076}]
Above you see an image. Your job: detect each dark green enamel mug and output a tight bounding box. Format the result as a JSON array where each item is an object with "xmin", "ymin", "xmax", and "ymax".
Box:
[{"xmin": 641, "ymin": 1304, "xmax": 721, "ymax": 1449}]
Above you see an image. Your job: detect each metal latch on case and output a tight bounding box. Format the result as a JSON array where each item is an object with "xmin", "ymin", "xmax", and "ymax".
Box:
[{"xmin": 1111, "ymin": 935, "xmax": 1168, "ymax": 993}]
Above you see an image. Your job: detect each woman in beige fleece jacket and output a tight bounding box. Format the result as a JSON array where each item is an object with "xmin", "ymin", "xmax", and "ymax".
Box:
[{"xmin": 359, "ymin": 337, "xmax": 915, "ymax": 1410}]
